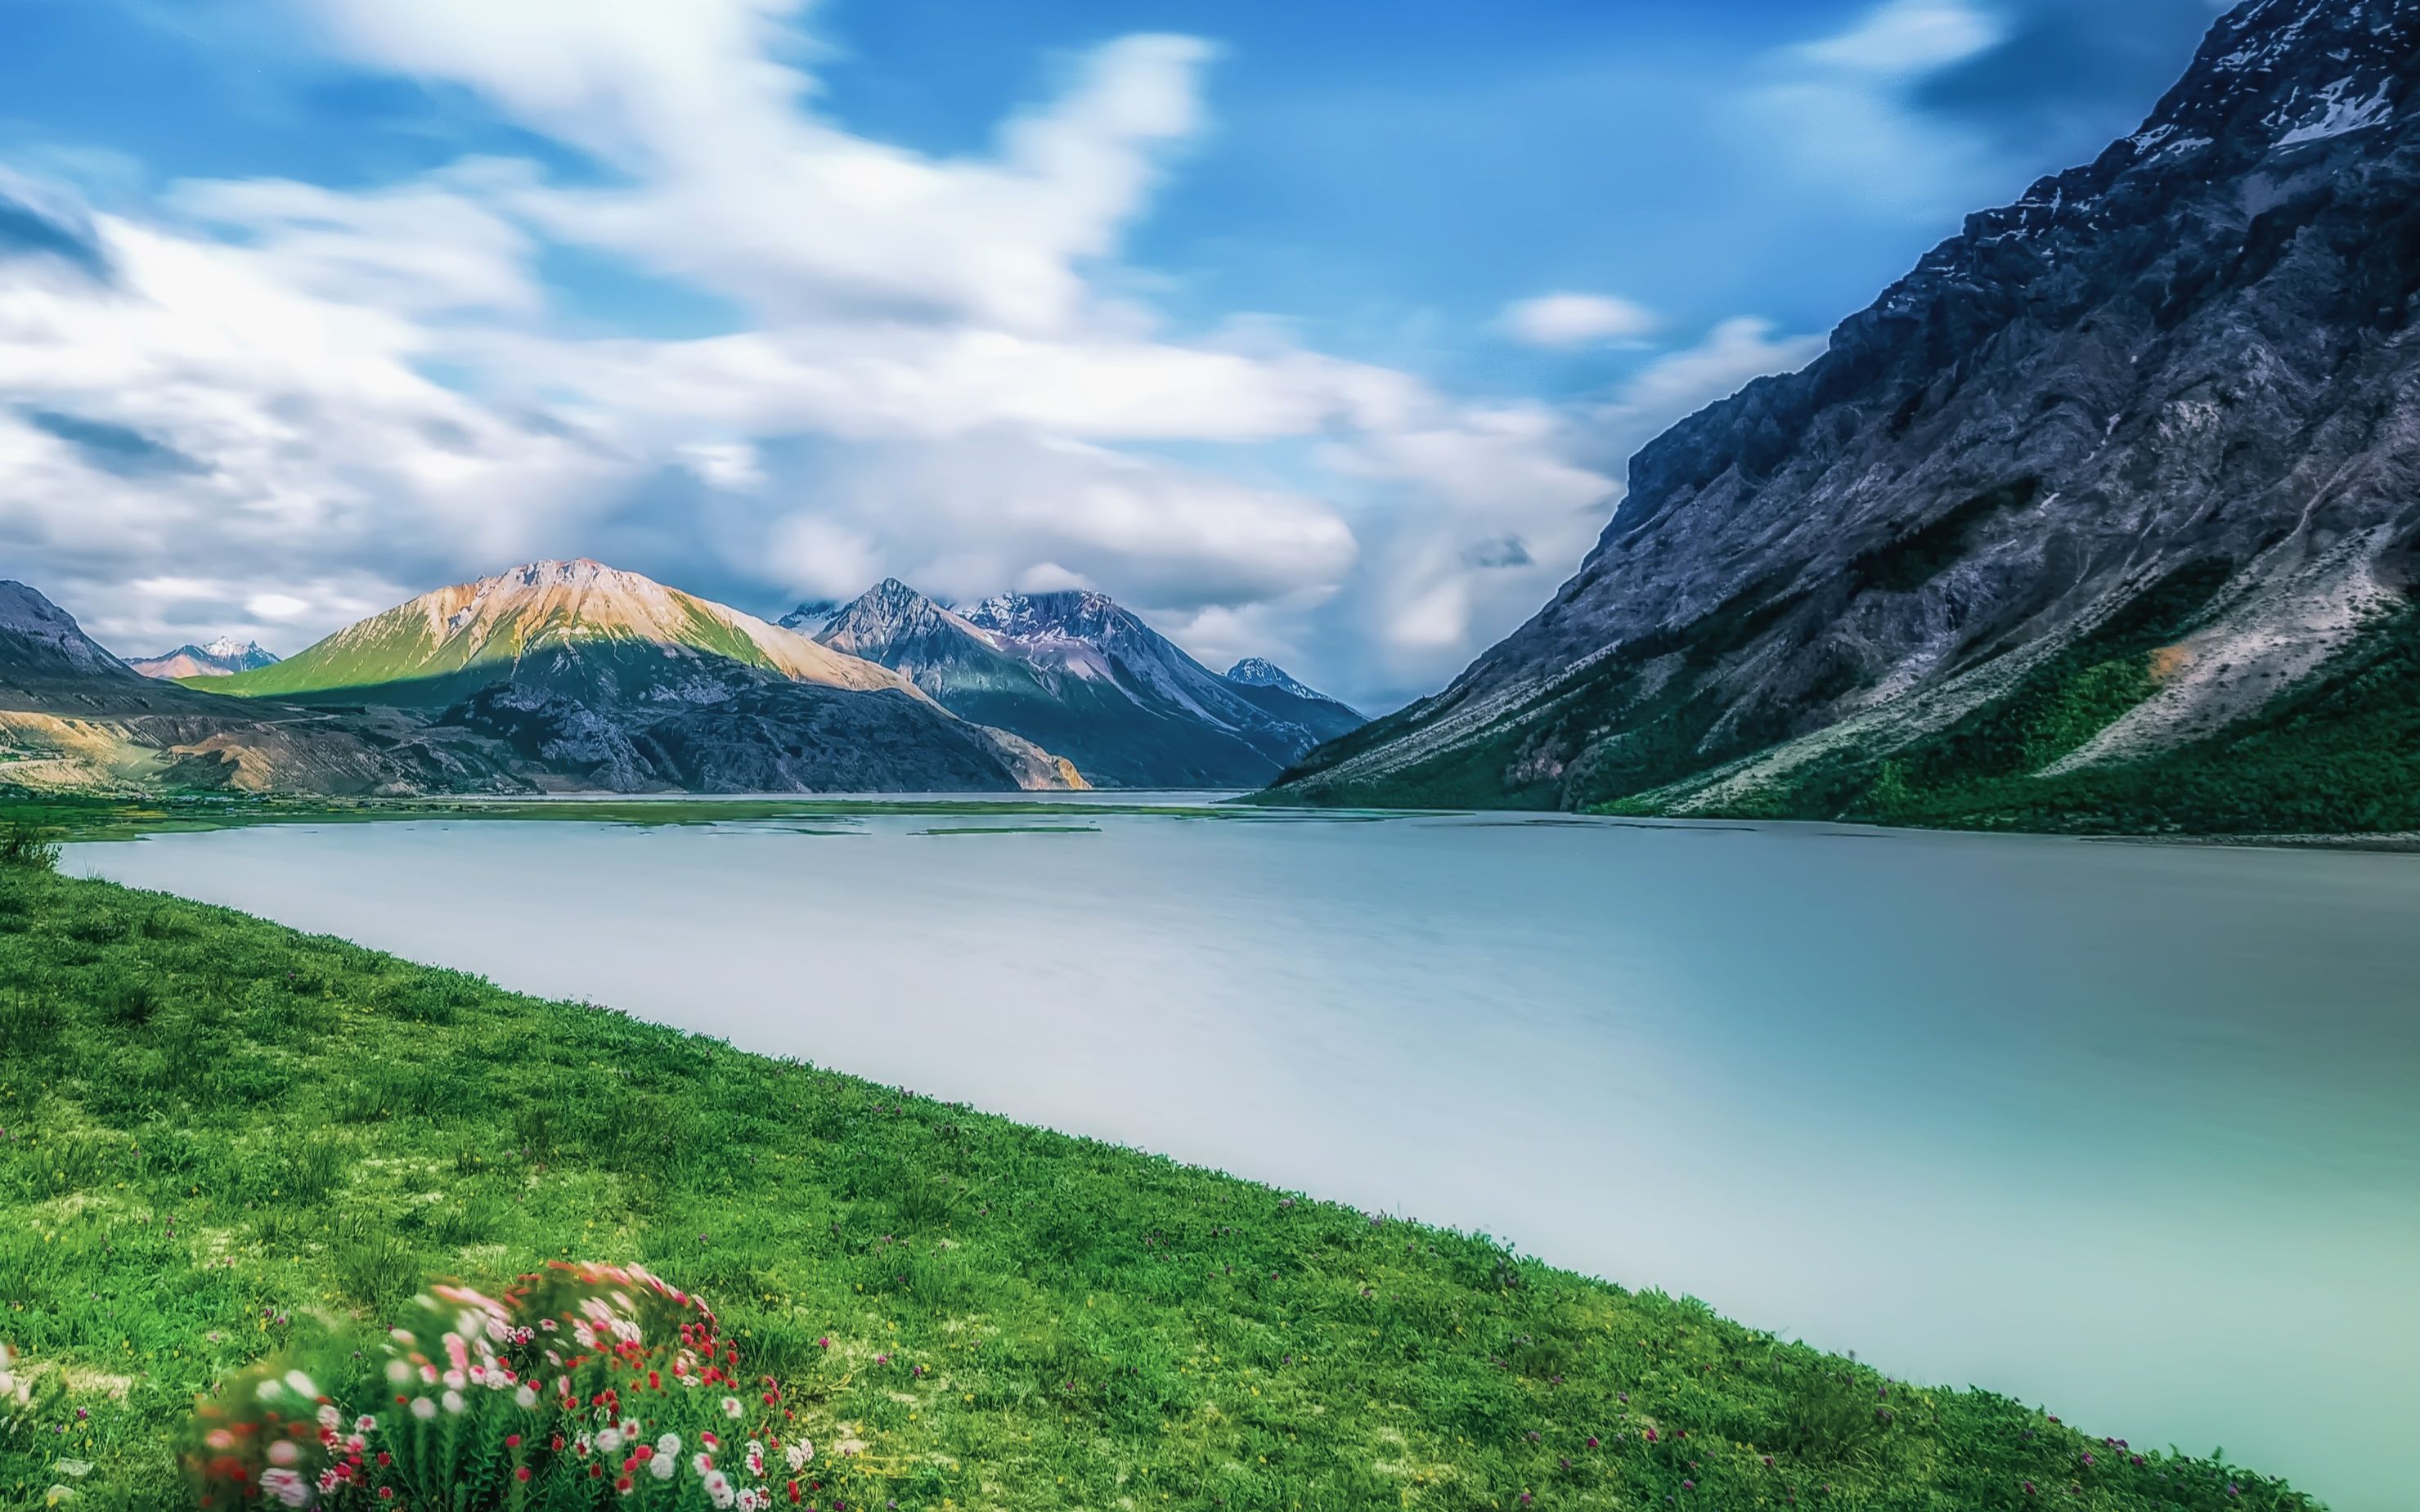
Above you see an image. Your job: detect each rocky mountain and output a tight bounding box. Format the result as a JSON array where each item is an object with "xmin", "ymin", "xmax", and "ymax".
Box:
[
  {"xmin": 201, "ymin": 560, "xmax": 1078, "ymax": 794},
  {"xmin": 1220, "ymin": 658, "xmax": 1366, "ymax": 747},
  {"xmin": 127, "ymin": 636, "xmax": 281, "ymax": 680},
  {"xmin": 1272, "ymin": 0, "xmax": 2420, "ymax": 835},
  {"xmin": 801, "ymin": 578, "xmax": 1365, "ymax": 787}
]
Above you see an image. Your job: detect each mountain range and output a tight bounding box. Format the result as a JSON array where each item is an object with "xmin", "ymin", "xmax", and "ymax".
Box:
[
  {"xmin": 0, "ymin": 563, "xmax": 1085, "ymax": 795},
  {"xmin": 1270, "ymin": 0, "xmax": 2420, "ymax": 837},
  {"xmin": 127, "ymin": 636, "xmax": 281, "ymax": 680},
  {"xmin": 0, "ymin": 559, "xmax": 1358, "ymax": 796},
  {"xmin": 792, "ymin": 579, "xmax": 1363, "ymax": 788}
]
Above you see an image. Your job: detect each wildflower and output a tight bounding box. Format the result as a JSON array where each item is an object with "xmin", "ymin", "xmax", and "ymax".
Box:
[
  {"xmin": 355, "ymin": 1415, "xmax": 378, "ymax": 1433},
  {"xmin": 385, "ymin": 1360, "xmax": 411, "ymax": 1386},
  {"xmin": 515, "ymin": 1385, "xmax": 538, "ymax": 1409},
  {"xmin": 787, "ymin": 1439, "xmax": 814, "ymax": 1470},
  {"xmin": 598, "ymin": 1427, "xmax": 625, "ymax": 1454},
  {"xmin": 747, "ymin": 1441, "xmax": 767, "ymax": 1476},
  {"xmin": 283, "ymin": 1371, "xmax": 318, "ymax": 1399},
  {"xmin": 723, "ymin": 1395, "xmax": 745, "ymax": 1419},
  {"xmin": 410, "ymin": 1398, "xmax": 437, "ymax": 1421},
  {"xmin": 659, "ymin": 1433, "xmax": 683, "ymax": 1460},
  {"xmin": 651, "ymin": 1451, "xmax": 678, "ymax": 1482},
  {"xmin": 704, "ymin": 1469, "xmax": 738, "ymax": 1508},
  {"xmin": 267, "ymin": 1440, "xmax": 300, "ymax": 1467},
  {"xmin": 442, "ymin": 1389, "xmax": 465, "ymax": 1415},
  {"xmin": 260, "ymin": 1468, "xmax": 311, "ymax": 1508}
]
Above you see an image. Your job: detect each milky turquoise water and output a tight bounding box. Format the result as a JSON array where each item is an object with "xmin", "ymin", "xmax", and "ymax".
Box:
[{"xmin": 70, "ymin": 805, "xmax": 2420, "ymax": 1510}]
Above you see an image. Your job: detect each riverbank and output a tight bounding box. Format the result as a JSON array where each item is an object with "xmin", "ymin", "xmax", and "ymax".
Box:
[{"xmin": 0, "ymin": 855, "xmax": 2316, "ymax": 1510}]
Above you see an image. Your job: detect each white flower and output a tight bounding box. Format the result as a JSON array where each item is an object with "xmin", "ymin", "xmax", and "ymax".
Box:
[
  {"xmin": 384, "ymin": 1361, "xmax": 410, "ymax": 1386},
  {"xmin": 744, "ymin": 1440, "xmax": 765, "ymax": 1476},
  {"xmin": 410, "ymin": 1397, "xmax": 437, "ymax": 1421},
  {"xmin": 354, "ymin": 1415, "xmax": 379, "ymax": 1434},
  {"xmin": 316, "ymin": 1405, "xmax": 341, "ymax": 1430},
  {"xmin": 649, "ymin": 1452, "xmax": 676, "ymax": 1482},
  {"xmin": 721, "ymin": 1396, "xmax": 743, "ymax": 1420},
  {"xmin": 656, "ymin": 1433, "xmax": 682, "ymax": 1460},
  {"xmin": 785, "ymin": 1439, "xmax": 813, "ymax": 1470},
  {"xmin": 254, "ymin": 1380, "xmax": 284, "ymax": 1403},
  {"xmin": 283, "ymin": 1371, "xmax": 318, "ymax": 1400},
  {"xmin": 441, "ymin": 1389, "xmax": 465, "ymax": 1415},
  {"xmin": 692, "ymin": 1453, "xmax": 714, "ymax": 1476},
  {"xmin": 514, "ymin": 1386, "xmax": 538, "ymax": 1410},
  {"xmin": 596, "ymin": 1428, "xmax": 624, "ymax": 1454},
  {"xmin": 267, "ymin": 1440, "xmax": 299, "ymax": 1467},
  {"xmin": 703, "ymin": 1469, "xmax": 736, "ymax": 1509},
  {"xmin": 259, "ymin": 1467, "xmax": 311, "ymax": 1508}
]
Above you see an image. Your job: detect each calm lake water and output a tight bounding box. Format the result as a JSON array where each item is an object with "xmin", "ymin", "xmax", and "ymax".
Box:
[{"xmin": 70, "ymin": 802, "xmax": 2420, "ymax": 1510}]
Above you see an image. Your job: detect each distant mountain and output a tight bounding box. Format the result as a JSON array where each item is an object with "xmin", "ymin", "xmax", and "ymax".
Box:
[
  {"xmin": 128, "ymin": 636, "xmax": 281, "ymax": 680},
  {"xmin": 1271, "ymin": 0, "xmax": 2420, "ymax": 836},
  {"xmin": 801, "ymin": 578, "xmax": 1367, "ymax": 787},
  {"xmin": 213, "ymin": 560, "xmax": 906, "ymax": 707},
  {"xmin": 200, "ymin": 560, "xmax": 1078, "ymax": 794},
  {"xmin": 1224, "ymin": 657, "xmax": 1323, "ymax": 701},
  {"xmin": 1220, "ymin": 658, "xmax": 1365, "ymax": 747},
  {"xmin": 775, "ymin": 599, "xmax": 845, "ymax": 638}
]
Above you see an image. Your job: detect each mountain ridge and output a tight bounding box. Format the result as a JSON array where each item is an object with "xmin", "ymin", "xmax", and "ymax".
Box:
[
  {"xmin": 128, "ymin": 637, "xmax": 280, "ymax": 680},
  {"xmin": 1268, "ymin": 0, "xmax": 2420, "ymax": 834},
  {"xmin": 802, "ymin": 579, "xmax": 1364, "ymax": 787},
  {"xmin": 2, "ymin": 566, "xmax": 1082, "ymax": 796}
]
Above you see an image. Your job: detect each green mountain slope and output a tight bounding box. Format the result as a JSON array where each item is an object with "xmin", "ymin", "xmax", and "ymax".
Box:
[{"xmin": 209, "ymin": 559, "xmax": 909, "ymax": 708}]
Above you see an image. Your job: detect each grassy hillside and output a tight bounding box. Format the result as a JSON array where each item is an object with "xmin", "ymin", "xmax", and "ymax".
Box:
[
  {"xmin": 1613, "ymin": 600, "xmax": 2420, "ymax": 837},
  {"xmin": 0, "ymin": 853, "xmax": 2313, "ymax": 1510}
]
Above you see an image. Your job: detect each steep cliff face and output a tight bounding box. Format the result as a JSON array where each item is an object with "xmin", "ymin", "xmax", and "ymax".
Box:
[{"xmin": 1274, "ymin": 0, "xmax": 2420, "ymax": 832}]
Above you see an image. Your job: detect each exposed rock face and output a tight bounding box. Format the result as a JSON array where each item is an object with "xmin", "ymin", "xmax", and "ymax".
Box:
[
  {"xmin": 806, "ymin": 579, "xmax": 1366, "ymax": 787},
  {"xmin": 1273, "ymin": 0, "xmax": 2420, "ymax": 829},
  {"xmin": 127, "ymin": 637, "xmax": 280, "ymax": 680}
]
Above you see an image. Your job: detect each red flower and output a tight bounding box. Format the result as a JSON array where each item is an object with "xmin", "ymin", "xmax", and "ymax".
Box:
[{"xmin": 516, "ymin": 1467, "xmax": 532, "ymax": 1483}]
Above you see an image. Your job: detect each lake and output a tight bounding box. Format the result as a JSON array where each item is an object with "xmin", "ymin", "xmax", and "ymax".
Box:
[{"xmin": 68, "ymin": 801, "xmax": 2420, "ymax": 1510}]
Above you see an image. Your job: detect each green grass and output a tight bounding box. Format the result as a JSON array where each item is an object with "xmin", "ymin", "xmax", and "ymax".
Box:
[{"xmin": 0, "ymin": 859, "xmax": 2314, "ymax": 1510}]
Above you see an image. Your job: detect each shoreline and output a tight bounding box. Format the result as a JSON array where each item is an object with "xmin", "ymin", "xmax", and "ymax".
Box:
[{"xmin": 0, "ymin": 860, "xmax": 2328, "ymax": 1509}]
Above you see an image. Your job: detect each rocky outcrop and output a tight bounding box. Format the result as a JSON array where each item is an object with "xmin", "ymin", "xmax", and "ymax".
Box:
[{"xmin": 1272, "ymin": 0, "xmax": 2420, "ymax": 831}]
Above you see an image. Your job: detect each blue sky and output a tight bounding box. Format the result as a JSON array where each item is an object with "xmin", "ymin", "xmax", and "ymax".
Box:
[{"xmin": 0, "ymin": 0, "xmax": 2228, "ymax": 708}]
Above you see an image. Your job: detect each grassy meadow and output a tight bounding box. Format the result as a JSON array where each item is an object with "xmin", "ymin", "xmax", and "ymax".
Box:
[{"xmin": 0, "ymin": 836, "xmax": 2315, "ymax": 1510}]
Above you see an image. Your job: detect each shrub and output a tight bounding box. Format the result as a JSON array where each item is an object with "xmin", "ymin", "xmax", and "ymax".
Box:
[
  {"xmin": 0, "ymin": 823, "xmax": 57, "ymax": 873},
  {"xmin": 184, "ymin": 1261, "xmax": 818, "ymax": 1509}
]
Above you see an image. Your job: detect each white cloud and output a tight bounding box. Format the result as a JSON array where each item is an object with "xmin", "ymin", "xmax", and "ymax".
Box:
[
  {"xmin": 1791, "ymin": 0, "xmax": 2005, "ymax": 76},
  {"xmin": 0, "ymin": 2, "xmax": 1830, "ymax": 711},
  {"xmin": 680, "ymin": 442, "xmax": 767, "ymax": 491},
  {"xmin": 303, "ymin": 1, "xmax": 1213, "ymax": 334},
  {"xmin": 245, "ymin": 593, "xmax": 311, "ymax": 621},
  {"xmin": 1741, "ymin": 0, "xmax": 2008, "ymax": 213},
  {"xmin": 1502, "ymin": 292, "xmax": 1659, "ymax": 348}
]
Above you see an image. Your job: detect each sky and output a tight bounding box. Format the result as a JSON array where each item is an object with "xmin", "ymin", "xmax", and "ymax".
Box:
[{"xmin": 0, "ymin": 0, "xmax": 2233, "ymax": 711}]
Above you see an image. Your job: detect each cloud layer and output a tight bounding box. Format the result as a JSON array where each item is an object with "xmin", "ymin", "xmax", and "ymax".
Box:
[{"xmin": 0, "ymin": 1, "xmax": 1842, "ymax": 709}]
